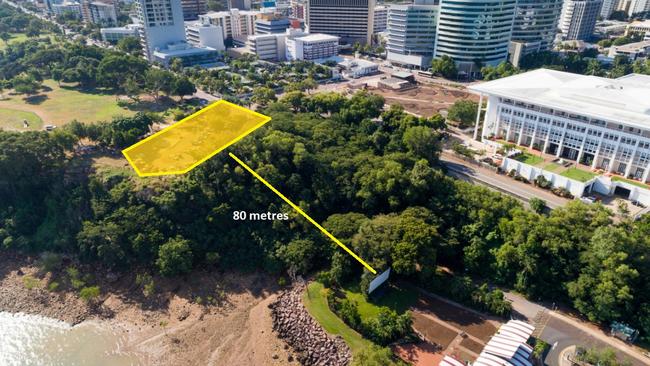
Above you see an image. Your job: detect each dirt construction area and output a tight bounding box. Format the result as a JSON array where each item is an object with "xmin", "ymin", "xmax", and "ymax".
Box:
[
  {"xmin": 399, "ymin": 292, "xmax": 502, "ymax": 366},
  {"xmin": 369, "ymin": 83, "xmax": 479, "ymax": 117}
]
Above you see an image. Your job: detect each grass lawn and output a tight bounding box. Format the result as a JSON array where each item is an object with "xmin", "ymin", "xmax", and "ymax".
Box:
[
  {"xmin": 342, "ymin": 283, "xmax": 418, "ymax": 319},
  {"xmin": 0, "ymin": 80, "xmax": 134, "ymax": 126},
  {"xmin": 612, "ymin": 176, "xmax": 650, "ymax": 189},
  {"xmin": 0, "ymin": 107, "xmax": 43, "ymax": 131},
  {"xmin": 303, "ymin": 282, "xmax": 372, "ymax": 354},
  {"xmin": 560, "ymin": 168, "xmax": 597, "ymax": 182},
  {"xmin": 0, "ymin": 33, "xmax": 58, "ymax": 50},
  {"xmin": 513, "ymin": 152, "xmax": 544, "ymax": 166},
  {"xmin": 543, "ymin": 162, "xmax": 562, "ymax": 172}
]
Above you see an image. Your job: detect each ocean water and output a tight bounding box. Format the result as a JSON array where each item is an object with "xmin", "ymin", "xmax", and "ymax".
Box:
[{"xmin": 0, "ymin": 312, "xmax": 142, "ymax": 366}]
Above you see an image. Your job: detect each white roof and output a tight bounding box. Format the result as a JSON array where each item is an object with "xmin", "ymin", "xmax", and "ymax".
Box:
[
  {"xmin": 297, "ymin": 33, "xmax": 339, "ymax": 42},
  {"xmin": 439, "ymin": 355, "xmax": 465, "ymax": 366},
  {"xmin": 477, "ymin": 320, "xmax": 534, "ymax": 366},
  {"xmin": 469, "ymin": 69, "xmax": 650, "ymax": 130}
]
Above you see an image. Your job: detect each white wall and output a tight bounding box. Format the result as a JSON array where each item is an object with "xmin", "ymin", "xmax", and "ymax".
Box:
[{"xmin": 501, "ymin": 158, "xmax": 592, "ymax": 198}]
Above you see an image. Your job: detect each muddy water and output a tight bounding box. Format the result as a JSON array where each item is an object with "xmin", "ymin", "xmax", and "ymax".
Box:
[{"xmin": 0, "ymin": 312, "xmax": 142, "ymax": 366}]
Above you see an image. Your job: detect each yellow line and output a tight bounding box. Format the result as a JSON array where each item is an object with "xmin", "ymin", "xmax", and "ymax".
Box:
[{"xmin": 229, "ymin": 152, "xmax": 377, "ymax": 274}]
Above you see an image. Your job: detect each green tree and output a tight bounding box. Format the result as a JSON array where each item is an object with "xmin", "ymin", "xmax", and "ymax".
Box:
[
  {"xmin": 447, "ymin": 99, "xmax": 478, "ymax": 128},
  {"xmin": 402, "ymin": 126, "xmax": 440, "ymax": 162},
  {"xmin": 171, "ymin": 76, "xmax": 196, "ymax": 100},
  {"xmin": 156, "ymin": 236, "xmax": 193, "ymax": 276},
  {"xmin": 431, "ymin": 55, "xmax": 458, "ymax": 79},
  {"xmin": 252, "ymin": 86, "xmax": 277, "ymax": 107},
  {"xmin": 351, "ymin": 345, "xmax": 404, "ymax": 366},
  {"xmin": 529, "ymin": 198, "xmax": 546, "ymax": 214},
  {"xmin": 116, "ymin": 36, "xmax": 142, "ymax": 54}
]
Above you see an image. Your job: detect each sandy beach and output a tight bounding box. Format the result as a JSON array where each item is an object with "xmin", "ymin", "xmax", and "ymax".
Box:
[{"xmin": 0, "ymin": 252, "xmax": 299, "ymax": 366}]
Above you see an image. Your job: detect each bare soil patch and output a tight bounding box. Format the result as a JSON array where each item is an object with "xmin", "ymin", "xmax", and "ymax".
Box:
[
  {"xmin": 414, "ymin": 295, "xmax": 498, "ymax": 342},
  {"xmin": 369, "ymin": 84, "xmax": 479, "ymax": 117},
  {"xmin": 412, "ymin": 312, "xmax": 458, "ymax": 348},
  {"xmin": 460, "ymin": 336, "xmax": 484, "ymax": 354}
]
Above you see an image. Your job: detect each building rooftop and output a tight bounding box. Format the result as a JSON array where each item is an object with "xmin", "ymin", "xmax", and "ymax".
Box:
[
  {"xmin": 628, "ymin": 19, "xmax": 650, "ymax": 28},
  {"xmin": 469, "ymin": 68, "xmax": 650, "ymax": 130},
  {"xmin": 612, "ymin": 40, "xmax": 650, "ymax": 53},
  {"xmin": 296, "ymin": 33, "xmax": 339, "ymax": 42}
]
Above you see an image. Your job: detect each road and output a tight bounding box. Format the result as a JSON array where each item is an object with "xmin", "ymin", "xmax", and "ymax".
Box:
[
  {"xmin": 506, "ymin": 292, "xmax": 649, "ymax": 366},
  {"xmin": 440, "ymin": 152, "xmax": 568, "ymax": 209}
]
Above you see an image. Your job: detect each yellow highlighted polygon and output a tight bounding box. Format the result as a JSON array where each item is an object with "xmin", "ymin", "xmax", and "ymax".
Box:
[
  {"xmin": 229, "ymin": 152, "xmax": 378, "ymax": 274},
  {"xmin": 123, "ymin": 100, "xmax": 271, "ymax": 177}
]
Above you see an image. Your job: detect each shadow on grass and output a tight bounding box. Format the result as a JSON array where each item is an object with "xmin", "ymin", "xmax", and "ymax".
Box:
[{"xmin": 23, "ymin": 94, "xmax": 48, "ymax": 105}]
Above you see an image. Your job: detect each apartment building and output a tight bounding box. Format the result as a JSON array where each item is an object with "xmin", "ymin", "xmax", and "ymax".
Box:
[
  {"xmin": 385, "ymin": 0, "xmax": 437, "ymax": 69},
  {"xmin": 255, "ymin": 13, "xmax": 291, "ymax": 34},
  {"xmin": 434, "ymin": 0, "xmax": 517, "ymax": 73},
  {"xmin": 307, "ymin": 0, "xmax": 374, "ymax": 45},
  {"xmin": 199, "ymin": 9, "xmax": 260, "ymax": 39},
  {"xmin": 373, "ymin": 4, "xmax": 388, "ymax": 33},
  {"xmin": 471, "ymin": 69, "xmax": 650, "ymax": 183},
  {"xmin": 185, "ymin": 21, "xmax": 225, "ymax": 50},
  {"xmin": 559, "ymin": 0, "xmax": 603, "ymax": 41}
]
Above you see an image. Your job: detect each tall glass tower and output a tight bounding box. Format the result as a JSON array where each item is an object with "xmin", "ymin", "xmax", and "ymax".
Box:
[
  {"xmin": 434, "ymin": 0, "xmax": 517, "ymax": 73},
  {"xmin": 511, "ymin": 0, "xmax": 563, "ymax": 52}
]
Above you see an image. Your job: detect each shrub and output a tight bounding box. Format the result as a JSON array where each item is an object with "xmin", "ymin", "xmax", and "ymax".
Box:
[
  {"xmin": 40, "ymin": 252, "xmax": 62, "ymax": 273},
  {"xmin": 79, "ymin": 286, "xmax": 100, "ymax": 302},
  {"xmin": 362, "ymin": 308, "xmax": 413, "ymax": 345},
  {"xmin": 48, "ymin": 281, "xmax": 60, "ymax": 292},
  {"xmin": 23, "ymin": 275, "xmax": 40, "ymax": 290},
  {"xmin": 508, "ymin": 169, "xmax": 517, "ymax": 177},
  {"xmin": 534, "ymin": 175, "xmax": 551, "ymax": 189},
  {"xmin": 315, "ymin": 271, "xmax": 333, "ymax": 288}
]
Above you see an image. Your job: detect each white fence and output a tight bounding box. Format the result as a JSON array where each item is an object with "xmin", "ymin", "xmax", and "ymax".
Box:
[{"xmin": 501, "ymin": 158, "xmax": 594, "ymax": 198}]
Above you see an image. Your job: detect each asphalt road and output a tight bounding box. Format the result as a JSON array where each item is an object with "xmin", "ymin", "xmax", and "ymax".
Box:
[{"xmin": 440, "ymin": 152, "xmax": 568, "ymax": 209}]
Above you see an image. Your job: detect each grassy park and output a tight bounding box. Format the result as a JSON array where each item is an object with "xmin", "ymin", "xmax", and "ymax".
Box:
[
  {"xmin": 0, "ymin": 33, "xmax": 59, "ymax": 51},
  {"xmin": 0, "ymin": 108, "xmax": 43, "ymax": 130},
  {"xmin": 303, "ymin": 282, "xmax": 372, "ymax": 354},
  {"xmin": 0, "ymin": 80, "xmax": 134, "ymax": 129},
  {"xmin": 342, "ymin": 283, "xmax": 417, "ymax": 319}
]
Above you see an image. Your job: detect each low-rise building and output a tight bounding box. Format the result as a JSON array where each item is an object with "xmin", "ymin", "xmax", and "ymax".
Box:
[
  {"xmin": 337, "ymin": 58, "xmax": 378, "ymax": 78},
  {"xmin": 626, "ymin": 19, "xmax": 650, "ymax": 39},
  {"xmin": 608, "ymin": 40, "xmax": 650, "ymax": 61},
  {"xmin": 286, "ymin": 33, "xmax": 338, "ymax": 61},
  {"xmin": 152, "ymin": 41, "xmax": 219, "ymax": 67},
  {"xmin": 185, "ymin": 21, "xmax": 225, "ymax": 50},
  {"xmin": 100, "ymin": 24, "xmax": 140, "ymax": 42},
  {"xmin": 83, "ymin": 1, "xmax": 117, "ymax": 26}
]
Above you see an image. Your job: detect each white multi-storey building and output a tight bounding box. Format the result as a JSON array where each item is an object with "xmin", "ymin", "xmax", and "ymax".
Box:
[
  {"xmin": 101, "ymin": 24, "xmax": 140, "ymax": 42},
  {"xmin": 385, "ymin": 0, "xmax": 437, "ymax": 69},
  {"xmin": 185, "ymin": 21, "xmax": 225, "ymax": 50},
  {"xmin": 626, "ymin": 20, "xmax": 650, "ymax": 39},
  {"xmin": 285, "ymin": 32, "xmax": 338, "ymax": 60},
  {"xmin": 434, "ymin": 0, "xmax": 517, "ymax": 73},
  {"xmin": 306, "ymin": 0, "xmax": 374, "ymax": 45},
  {"xmin": 471, "ymin": 69, "xmax": 650, "ymax": 183},
  {"xmin": 559, "ymin": 0, "xmax": 603, "ymax": 41},
  {"xmin": 199, "ymin": 9, "xmax": 260, "ymax": 40},
  {"xmin": 373, "ymin": 5, "xmax": 388, "ymax": 34}
]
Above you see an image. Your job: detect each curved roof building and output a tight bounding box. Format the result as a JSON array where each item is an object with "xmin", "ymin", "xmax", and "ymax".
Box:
[{"xmin": 434, "ymin": 0, "xmax": 516, "ymax": 72}]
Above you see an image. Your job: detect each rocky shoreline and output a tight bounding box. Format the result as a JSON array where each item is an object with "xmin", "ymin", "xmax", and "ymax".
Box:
[{"xmin": 270, "ymin": 283, "xmax": 352, "ymax": 366}]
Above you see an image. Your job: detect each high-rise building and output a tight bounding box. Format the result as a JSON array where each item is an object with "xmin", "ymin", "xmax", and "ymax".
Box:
[
  {"xmin": 373, "ymin": 5, "xmax": 388, "ymax": 34},
  {"xmin": 181, "ymin": 0, "xmax": 207, "ymax": 20},
  {"xmin": 511, "ymin": 0, "xmax": 562, "ymax": 52},
  {"xmin": 306, "ymin": 0, "xmax": 374, "ymax": 45},
  {"xmin": 290, "ymin": 0, "xmax": 305, "ymax": 19},
  {"xmin": 81, "ymin": 0, "xmax": 118, "ymax": 25},
  {"xmin": 434, "ymin": 0, "xmax": 517, "ymax": 73},
  {"xmin": 600, "ymin": 0, "xmax": 619, "ymax": 18},
  {"xmin": 135, "ymin": 0, "xmax": 187, "ymax": 59},
  {"xmin": 185, "ymin": 21, "xmax": 225, "ymax": 49},
  {"xmin": 559, "ymin": 0, "xmax": 603, "ymax": 41},
  {"xmin": 386, "ymin": 0, "xmax": 437, "ymax": 69}
]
